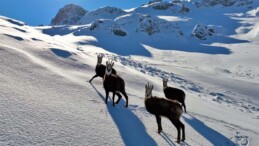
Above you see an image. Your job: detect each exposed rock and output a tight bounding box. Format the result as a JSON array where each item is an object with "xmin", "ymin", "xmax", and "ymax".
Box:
[
  {"xmin": 51, "ymin": 4, "xmax": 87, "ymax": 25},
  {"xmin": 89, "ymin": 19, "xmax": 114, "ymax": 31},
  {"xmin": 193, "ymin": 0, "xmax": 253, "ymax": 7},
  {"xmin": 113, "ymin": 29, "xmax": 127, "ymax": 36},
  {"xmin": 179, "ymin": 4, "xmax": 190, "ymax": 13},
  {"xmin": 143, "ymin": 1, "xmax": 174, "ymax": 10},
  {"xmin": 192, "ymin": 24, "xmax": 216, "ymax": 40},
  {"xmin": 148, "ymin": 0, "xmax": 163, "ymax": 4},
  {"xmin": 151, "ymin": 2, "xmax": 174, "ymax": 10},
  {"xmin": 78, "ymin": 6, "xmax": 127, "ymax": 24},
  {"xmin": 136, "ymin": 15, "xmax": 160, "ymax": 35}
]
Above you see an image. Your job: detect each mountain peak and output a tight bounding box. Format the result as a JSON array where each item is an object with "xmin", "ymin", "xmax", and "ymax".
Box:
[{"xmin": 51, "ymin": 4, "xmax": 88, "ymax": 25}]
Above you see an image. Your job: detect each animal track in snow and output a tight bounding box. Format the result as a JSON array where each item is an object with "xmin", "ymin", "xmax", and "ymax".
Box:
[
  {"xmin": 231, "ymin": 132, "xmax": 249, "ymax": 146},
  {"xmin": 109, "ymin": 54, "xmax": 204, "ymax": 93},
  {"xmin": 103, "ymin": 54, "xmax": 259, "ymax": 116}
]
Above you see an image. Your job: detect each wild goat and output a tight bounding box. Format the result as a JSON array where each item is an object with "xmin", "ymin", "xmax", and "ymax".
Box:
[
  {"xmin": 144, "ymin": 83, "xmax": 185, "ymax": 143},
  {"xmin": 103, "ymin": 60, "xmax": 128, "ymax": 107},
  {"xmin": 89, "ymin": 53, "xmax": 116, "ymax": 83},
  {"xmin": 163, "ymin": 78, "xmax": 186, "ymax": 113}
]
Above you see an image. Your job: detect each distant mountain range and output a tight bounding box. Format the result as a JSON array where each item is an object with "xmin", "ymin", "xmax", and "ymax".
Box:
[{"xmin": 50, "ymin": 0, "xmax": 257, "ymax": 41}]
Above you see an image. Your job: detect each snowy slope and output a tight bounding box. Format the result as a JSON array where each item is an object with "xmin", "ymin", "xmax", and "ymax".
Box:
[
  {"xmin": 78, "ymin": 6, "xmax": 127, "ymax": 25},
  {"xmin": 1, "ymin": 0, "xmax": 259, "ymax": 145}
]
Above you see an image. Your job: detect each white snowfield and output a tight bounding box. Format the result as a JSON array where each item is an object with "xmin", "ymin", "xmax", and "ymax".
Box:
[{"xmin": 1, "ymin": 1, "xmax": 259, "ymax": 145}]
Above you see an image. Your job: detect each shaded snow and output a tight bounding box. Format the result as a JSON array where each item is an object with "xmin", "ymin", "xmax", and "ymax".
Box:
[{"xmin": 1, "ymin": 1, "xmax": 259, "ymax": 145}]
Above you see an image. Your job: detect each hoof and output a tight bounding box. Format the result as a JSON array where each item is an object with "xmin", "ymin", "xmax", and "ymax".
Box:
[
  {"xmin": 157, "ymin": 129, "xmax": 162, "ymax": 134},
  {"xmin": 181, "ymin": 138, "xmax": 185, "ymax": 142},
  {"xmin": 176, "ymin": 140, "xmax": 181, "ymax": 143}
]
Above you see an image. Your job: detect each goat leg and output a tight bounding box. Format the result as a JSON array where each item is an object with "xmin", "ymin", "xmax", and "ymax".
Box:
[
  {"xmin": 112, "ymin": 92, "xmax": 115, "ymax": 106},
  {"xmin": 105, "ymin": 90, "xmax": 109, "ymax": 104},
  {"xmin": 89, "ymin": 74, "xmax": 98, "ymax": 83},
  {"xmin": 155, "ymin": 115, "xmax": 163, "ymax": 134},
  {"xmin": 115, "ymin": 92, "xmax": 122, "ymax": 104}
]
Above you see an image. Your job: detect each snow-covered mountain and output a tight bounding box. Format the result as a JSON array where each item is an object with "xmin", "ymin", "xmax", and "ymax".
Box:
[
  {"xmin": 78, "ymin": 6, "xmax": 127, "ymax": 25},
  {"xmin": 49, "ymin": 0, "xmax": 257, "ymax": 41},
  {"xmin": 191, "ymin": 0, "xmax": 254, "ymax": 7},
  {"xmin": 51, "ymin": 4, "xmax": 88, "ymax": 25},
  {"xmin": 1, "ymin": 0, "xmax": 259, "ymax": 145}
]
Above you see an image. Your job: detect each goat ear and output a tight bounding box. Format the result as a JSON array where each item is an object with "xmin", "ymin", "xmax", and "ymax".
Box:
[
  {"xmin": 145, "ymin": 85, "xmax": 147, "ymax": 89},
  {"xmin": 106, "ymin": 61, "xmax": 108, "ymax": 65},
  {"xmin": 112, "ymin": 62, "xmax": 114, "ymax": 67},
  {"xmin": 151, "ymin": 85, "xmax": 153, "ymax": 90}
]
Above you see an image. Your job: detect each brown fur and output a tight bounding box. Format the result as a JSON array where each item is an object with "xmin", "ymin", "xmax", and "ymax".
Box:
[
  {"xmin": 145, "ymin": 84, "xmax": 185, "ymax": 143},
  {"xmin": 103, "ymin": 61, "xmax": 128, "ymax": 107},
  {"xmin": 163, "ymin": 87, "xmax": 186, "ymax": 113},
  {"xmin": 163, "ymin": 79, "xmax": 186, "ymax": 113},
  {"xmin": 89, "ymin": 54, "xmax": 116, "ymax": 83}
]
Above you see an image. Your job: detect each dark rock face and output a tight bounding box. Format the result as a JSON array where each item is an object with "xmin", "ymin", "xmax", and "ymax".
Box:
[
  {"xmin": 192, "ymin": 24, "xmax": 216, "ymax": 40},
  {"xmin": 194, "ymin": 0, "xmax": 253, "ymax": 7},
  {"xmin": 51, "ymin": 4, "xmax": 87, "ymax": 25},
  {"xmin": 113, "ymin": 29, "xmax": 127, "ymax": 36}
]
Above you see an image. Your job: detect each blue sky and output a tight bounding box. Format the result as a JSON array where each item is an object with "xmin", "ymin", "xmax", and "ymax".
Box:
[{"xmin": 0, "ymin": 0, "xmax": 152, "ymax": 26}]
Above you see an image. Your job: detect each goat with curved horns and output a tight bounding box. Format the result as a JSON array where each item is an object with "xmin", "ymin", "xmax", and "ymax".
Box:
[
  {"xmin": 103, "ymin": 59, "xmax": 128, "ymax": 107},
  {"xmin": 144, "ymin": 83, "xmax": 185, "ymax": 143},
  {"xmin": 163, "ymin": 78, "xmax": 186, "ymax": 113},
  {"xmin": 89, "ymin": 53, "xmax": 116, "ymax": 83}
]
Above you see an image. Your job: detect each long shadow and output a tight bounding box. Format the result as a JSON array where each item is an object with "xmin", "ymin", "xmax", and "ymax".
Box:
[
  {"xmin": 91, "ymin": 84, "xmax": 157, "ymax": 146},
  {"xmin": 160, "ymin": 132, "xmax": 177, "ymax": 146},
  {"xmin": 160, "ymin": 130, "xmax": 191, "ymax": 146},
  {"xmin": 42, "ymin": 26, "xmax": 80, "ymax": 36},
  {"xmin": 182, "ymin": 114, "xmax": 236, "ymax": 146},
  {"xmin": 71, "ymin": 21, "xmax": 234, "ymax": 56},
  {"xmin": 142, "ymin": 37, "xmax": 234, "ymax": 55}
]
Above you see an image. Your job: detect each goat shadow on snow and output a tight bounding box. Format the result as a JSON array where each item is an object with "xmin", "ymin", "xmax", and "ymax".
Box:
[
  {"xmin": 91, "ymin": 83, "xmax": 157, "ymax": 146},
  {"xmin": 182, "ymin": 114, "xmax": 236, "ymax": 146},
  {"xmin": 160, "ymin": 131, "xmax": 191, "ymax": 146}
]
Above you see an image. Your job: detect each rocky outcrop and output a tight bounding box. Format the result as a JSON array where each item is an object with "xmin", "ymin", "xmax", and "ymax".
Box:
[
  {"xmin": 136, "ymin": 15, "xmax": 160, "ymax": 35},
  {"xmin": 192, "ymin": 24, "xmax": 216, "ymax": 40},
  {"xmin": 51, "ymin": 4, "xmax": 87, "ymax": 25},
  {"xmin": 78, "ymin": 6, "xmax": 127, "ymax": 24},
  {"xmin": 193, "ymin": 0, "xmax": 253, "ymax": 7}
]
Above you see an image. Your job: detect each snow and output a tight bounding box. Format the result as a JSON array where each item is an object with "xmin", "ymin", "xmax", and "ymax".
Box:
[
  {"xmin": 157, "ymin": 15, "xmax": 189, "ymax": 22},
  {"xmin": 78, "ymin": 6, "xmax": 127, "ymax": 25},
  {"xmin": 1, "ymin": 0, "xmax": 259, "ymax": 145}
]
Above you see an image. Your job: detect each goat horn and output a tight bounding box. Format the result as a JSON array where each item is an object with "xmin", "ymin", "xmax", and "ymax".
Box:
[{"xmin": 147, "ymin": 82, "xmax": 152, "ymax": 88}]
